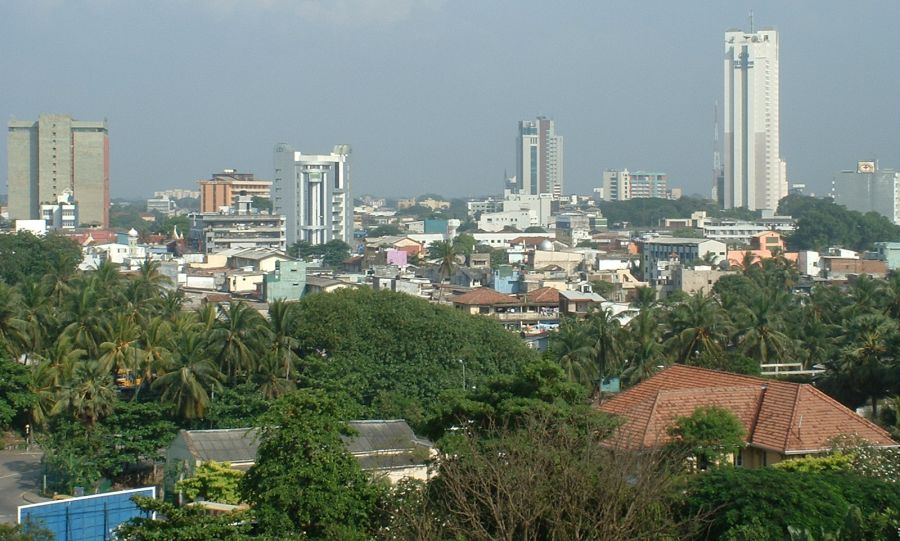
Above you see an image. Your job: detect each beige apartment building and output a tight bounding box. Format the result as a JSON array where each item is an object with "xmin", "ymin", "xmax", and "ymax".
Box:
[{"xmin": 199, "ymin": 170, "xmax": 272, "ymax": 213}]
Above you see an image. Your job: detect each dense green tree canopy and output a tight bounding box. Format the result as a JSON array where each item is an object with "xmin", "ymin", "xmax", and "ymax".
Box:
[
  {"xmin": 778, "ymin": 194, "xmax": 900, "ymax": 251},
  {"xmin": 0, "ymin": 232, "xmax": 82, "ymax": 286},
  {"xmin": 294, "ymin": 288, "xmax": 538, "ymax": 425},
  {"xmin": 241, "ymin": 390, "xmax": 382, "ymax": 539}
]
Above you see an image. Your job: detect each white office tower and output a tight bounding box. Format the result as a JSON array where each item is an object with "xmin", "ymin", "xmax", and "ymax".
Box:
[
  {"xmin": 273, "ymin": 144, "xmax": 352, "ymax": 246},
  {"xmin": 516, "ymin": 117, "xmax": 564, "ymax": 198},
  {"xmin": 724, "ymin": 27, "xmax": 786, "ymax": 211}
]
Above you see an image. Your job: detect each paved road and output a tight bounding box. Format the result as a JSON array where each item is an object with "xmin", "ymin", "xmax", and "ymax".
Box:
[{"xmin": 0, "ymin": 449, "xmax": 45, "ymax": 524}]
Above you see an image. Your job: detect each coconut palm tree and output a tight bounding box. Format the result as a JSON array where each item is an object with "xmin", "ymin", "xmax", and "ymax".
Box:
[
  {"xmin": 127, "ymin": 259, "xmax": 172, "ymax": 306},
  {"xmin": 834, "ymin": 313, "xmax": 897, "ymax": 417},
  {"xmin": 51, "ymin": 360, "xmax": 118, "ymax": 430},
  {"xmin": 17, "ymin": 279, "xmax": 55, "ymax": 357},
  {"xmin": 254, "ymin": 351, "xmax": 297, "ymax": 400},
  {"xmin": 734, "ymin": 292, "xmax": 794, "ymax": 367},
  {"xmin": 30, "ymin": 337, "xmax": 85, "ymax": 428},
  {"xmin": 0, "ymin": 282, "xmax": 27, "ymax": 357},
  {"xmin": 428, "ymin": 240, "xmax": 460, "ymax": 301},
  {"xmin": 548, "ymin": 317, "xmax": 595, "ymax": 387},
  {"xmin": 61, "ymin": 282, "xmax": 106, "ymax": 359},
  {"xmin": 266, "ymin": 300, "xmax": 300, "ymax": 380},
  {"xmin": 211, "ymin": 302, "xmax": 267, "ymax": 383},
  {"xmin": 584, "ymin": 306, "xmax": 624, "ymax": 399},
  {"xmin": 98, "ymin": 313, "xmax": 143, "ymax": 378},
  {"xmin": 622, "ymin": 309, "xmax": 665, "ymax": 386},
  {"xmin": 152, "ymin": 332, "xmax": 223, "ymax": 420},
  {"xmin": 665, "ymin": 292, "xmax": 732, "ymax": 365},
  {"xmin": 134, "ymin": 317, "xmax": 174, "ymax": 392}
]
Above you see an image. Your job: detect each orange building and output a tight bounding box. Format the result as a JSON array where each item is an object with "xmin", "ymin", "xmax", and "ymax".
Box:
[
  {"xmin": 727, "ymin": 231, "xmax": 797, "ymax": 268},
  {"xmin": 199, "ymin": 170, "xmax": 272, "ymax": 213}
]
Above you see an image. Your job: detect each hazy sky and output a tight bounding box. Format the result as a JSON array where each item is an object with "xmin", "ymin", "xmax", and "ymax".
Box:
[{"xmin": 2, "ymin": 0, "xmax": 899, "ymax": 200}]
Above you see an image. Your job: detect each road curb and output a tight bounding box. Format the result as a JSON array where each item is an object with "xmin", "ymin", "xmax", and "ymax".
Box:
[{"xmin": 21, "ymin": 492, "xmax": 48, "ymax": 505}]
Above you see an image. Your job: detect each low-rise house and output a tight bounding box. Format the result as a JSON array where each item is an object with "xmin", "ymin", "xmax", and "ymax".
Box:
[
  {"xmin": 558, "ymin": 289, "xmax": 606, "ymax": 316},
  {"xmin": 305, "ymin": 275, "xmax": 358, "ymax": 295},
  {"xmin": 872, "ymin": 242, "xmax": 900, "ymax": 271},
  {"xmin": 599, "ymin": 365, "xmax": 897, "ymax": 467},
  {"xmin": 726, "ymin": 231, "xmax": 797, "ymax": 268},
  {"xmin": 822, "ymin": 257, "xmax": 888, "ymax": 279},
  {"xmin": 658, "ymin": 265, "xmax": 738, "ymax": 298},
  {"xmin": 166, "ymin": 420, "xmax": 434, "ymax": 493},
  {"xmin": 263, "ymin": 260, "xmax": 308, "ymax": 302},
  {"xmin": 451, "ymin": 286, "xmax": 561, "ymax": 331}
]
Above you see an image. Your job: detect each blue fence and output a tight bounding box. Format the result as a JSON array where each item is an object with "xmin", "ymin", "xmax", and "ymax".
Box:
[{"xmin": 18, "ymin": 487, "xmax": 155, "ymax": 541}]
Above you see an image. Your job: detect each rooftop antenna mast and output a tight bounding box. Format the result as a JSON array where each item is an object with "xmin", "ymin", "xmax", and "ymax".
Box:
[{"xmin": 749, "ymin": 9, "xmax": 754, "ymax": 33}]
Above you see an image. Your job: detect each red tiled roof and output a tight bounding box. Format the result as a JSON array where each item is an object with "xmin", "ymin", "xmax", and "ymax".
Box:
[
  {"xmin": 522, "ymin": 287, "xmax": 560, "ymax": 304},
  {"xmin": 451, "ymin": 287, "xmax": 516, "ymax": 306},
  {"xmin": 598, "ymin": 365, "xmax": 897, "ymax": 454},
  {"xmin": 509, "ymin": 236, "xmax": 552, "ymax": 246}
]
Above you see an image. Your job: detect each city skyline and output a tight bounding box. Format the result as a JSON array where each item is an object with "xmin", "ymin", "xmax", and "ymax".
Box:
[{"xmin": 2, "ymin": 1, "xmax": 899, "ymax": 200}]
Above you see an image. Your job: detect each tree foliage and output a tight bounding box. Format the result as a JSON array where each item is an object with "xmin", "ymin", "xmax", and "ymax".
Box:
[
  {"xmin": 667, "ymin": 406, "xmax": 746, "ymax": 470},
  {"xmin": 680, "ymin": 468, "xmax": 900, "ymax": 540},
  {"xmin": 240, "ymin": 389, "xmax": 383, "ymax": 538},
  {"xmin": 778, "ymin": 194, "xmax": 900, "ymax": 251},
  {"xmin": 117, "ymin": 497, "xmax": 252, "ymax": 541},
  {"xmin": 293, "ymin": 288, "xmax": 538, "ymax": 425},
  {"xmin": 386, "ymin": 413, "xmax": 698, "ymax": 541},
  {"xmin": 176, "ymin": 461, "xmax": 245, "ymax": 504},
  {"xmin": 0, "ymin": 232, "xmax": 82, "ymax": 286}
]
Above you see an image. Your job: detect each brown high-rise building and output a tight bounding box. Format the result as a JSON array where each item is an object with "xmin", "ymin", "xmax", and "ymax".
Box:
[
  {"xmin": 199, "ymin": 169, "xmax": 272, "ymax": 213},
  {"xmin": 8, "ymin": 114, "xmax": 109, "ymax": 227}
]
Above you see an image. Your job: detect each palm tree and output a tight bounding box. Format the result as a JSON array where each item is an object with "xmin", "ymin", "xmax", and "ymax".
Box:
[
  {"xmin": 734, "ymin": 292, "xmax": 794, "ymax": 366},
  {"xmin": 61, "ymin": 282, "xmax": 105, "ymax": 359},
  {"xmin": 127, "ymin": 259, "xmax": 172, "ymax": 306},
  {"xmin": 428, "ymin": 240, "xmax": 459, "ymax": 301},
  {"xmin": 548, "ymin": 317, "xmax": 595, "ymax": 387},
  {"xmin": 152, "ymin": 332, "xmax": 223, "ymax": 420},
  {"xmin": 0, "ymin": 282, "xmax": 27, "ymax": 357},
  {"xmin": 17, "ymin": 279, "xmax": 55, "ymax": 357},
  {"xmin": 134, "ymin": 317, "xmax": 174, "ymax": 393},
  {"xmin": 254, "ymin": 351, "xmax": 297, "ymax": 400},
  {"xmin": 632, "ymin": 286, "xmax": 658, "ymax": 312},
  {"xmin": 51, "ymin": 360, "xmax": 118, "ymax": 430},
  {"xmin": 266, "ymin": 300, "xmax": 300, "ymax": 380},
  {"xmin": 834, "ymin": 313, "xmax": 897, "ymax": 417},
  {"xmin": 30, "ymin": 337, "xmax": 85, "ymax": 428},
  {"xmin": 665, "ymin": 292, "xmax": 732, "ymax": 365},
  {"xmin": 98, "ymin": 313, "xmax": 142, "ymax": 378},
  {"xmin": 210, "ymin": 302, "xmax": 266, "ymax": 383},
  {"xmin": 584, "ymin": 306, "xmax": 624, "ymax": 399},
  {"xmin": 622, "ymin": 309, "xmax": 665, "ymax": 386}
]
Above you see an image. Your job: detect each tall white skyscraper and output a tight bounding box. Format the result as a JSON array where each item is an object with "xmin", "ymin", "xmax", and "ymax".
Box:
[
  {"xmin": 516, "ymin": 117, "xmax": 564, "ymax": 198},
  {"xmin": 273, "ymin": 144, "xmax": 352, "ymax": 246},
  {"xmin": 723, "ymin": 27, "xmax": 786, "ymax": 211}
]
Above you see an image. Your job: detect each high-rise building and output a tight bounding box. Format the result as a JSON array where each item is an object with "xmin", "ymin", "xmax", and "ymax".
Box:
[
  {"xmin": 199, "ymin": 170, "xmax": 272, "ymax": 213},
  {"xmin": 516, "ymin": 117, "xmax": 564, "ymax": 198},
  {"xmin": 273, "ymin": 144, "xmax": 352, "ymax": 246},
  {"xmin": 723, "ymin": 27, "xmax": 786, "ymax": 211},
  {"xmin": 833, "ymin": 161, "xmax": 900, "ymax": 224},
  {"xmin": 8, "ymin": 114, "xmax": 109, "ymax": 227},
  {"xmin": 601, "ymin": 169, "xmax": 671, "ymax": 201}
]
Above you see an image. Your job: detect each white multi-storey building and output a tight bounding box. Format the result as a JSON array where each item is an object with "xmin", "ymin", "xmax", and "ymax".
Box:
[
  {"xmin": 273, "ymin": 144, "xmax": 352, "ymax": 246},
  {"xmin": 516, "ymin": 117, "xmax": 564, "ymax": 198},
  {"xmin": 724, "ymin": 27, "xmax": 786, "ymax": 211}
]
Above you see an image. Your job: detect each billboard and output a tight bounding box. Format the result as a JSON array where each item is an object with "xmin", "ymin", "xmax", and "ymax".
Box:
[{"xmin": 18, "ymin": 487, "xmax": 155, "ymax": 541}]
